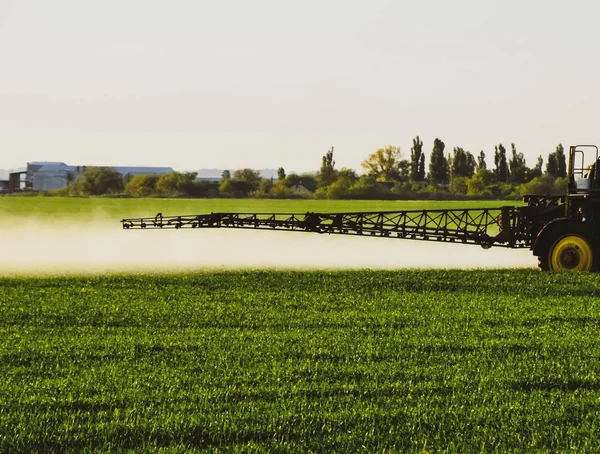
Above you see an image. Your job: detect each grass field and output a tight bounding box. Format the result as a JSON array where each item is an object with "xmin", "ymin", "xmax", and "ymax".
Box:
[
  {"xmin": 0, "ymin": 196, "xmax": 519, "ymax": 223},
  {"xmin": 2, "ymin": 270, "xmax": 600, "ymax": 452},
  {"xmin": 1, "ymin": 197, "xmax": 594, "ymax": 451}
]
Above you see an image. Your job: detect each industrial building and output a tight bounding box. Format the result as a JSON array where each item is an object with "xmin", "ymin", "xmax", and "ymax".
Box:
[{"xmin": 0, "ymin": 162, "xmax": 174, "ymax": 193}]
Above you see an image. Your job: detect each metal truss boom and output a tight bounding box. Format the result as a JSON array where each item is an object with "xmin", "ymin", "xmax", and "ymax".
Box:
[{"xmin": 121, "ymin": 206, "xmax": 531, "ymax": 249}]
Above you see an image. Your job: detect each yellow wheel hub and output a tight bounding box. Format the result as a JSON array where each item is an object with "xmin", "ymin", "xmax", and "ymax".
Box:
[{"xmin": 549, "ymin": 234, "xmax": 593, "ymax": 272}]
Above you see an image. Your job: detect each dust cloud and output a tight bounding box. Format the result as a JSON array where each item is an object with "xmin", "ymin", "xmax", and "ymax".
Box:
[{"xmin": 0, "ymin": 219, "xmax": 537, "ymax": 275}]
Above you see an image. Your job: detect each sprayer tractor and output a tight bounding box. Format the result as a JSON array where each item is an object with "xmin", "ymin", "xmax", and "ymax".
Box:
[{"xmin": 121, "ymin": 145, "xmax": 600, "ymax": 272}]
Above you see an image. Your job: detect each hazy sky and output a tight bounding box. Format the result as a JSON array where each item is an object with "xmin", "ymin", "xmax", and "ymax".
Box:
[{"xmin": 1, "ymin": 0, "xmax": 599, "ymax": 172}]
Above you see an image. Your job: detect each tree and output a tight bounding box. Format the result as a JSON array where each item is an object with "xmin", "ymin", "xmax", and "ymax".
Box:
[
  {"xmin": 125, "ymin": 174, "xmax": 160, "ymax": 197},
  {"xmin": 156, "ymin": 172, "xmax": 198, "ymax": 195},
  {"xmin": 520, "ymin": 174, "xmax": 557, "ymax": 196},
  {"xmin": 494, "ymin": 144, "xmax": 509, "ymax": 182},
  {"xmin": 477, "ymin": 151, "xmax": 486, "ymax": 170},
  {"xmin": 361, "ymin": 145, "xmax": 407, "ymax": 182},
  {"xmin": 221, "ymin": 169, "xmax": 231, "ymax": 179},
  {"xmin": 318, "ymin": 146, "xmax": 337, "ymax": 186},
  {"xmin": 219, "ymin": 178, "xmax": 256, "ymax": 197},
  {"xmin": 324, "ymin": 168, "xmax": 359, "ymax": 199},
  {"xmin": 429, "ymin": 138, "xmax": 449, "ymax": 185},
  {"xmin": 399, "ymin": 159, "xmax": 410, "ymax": 181},
  {"xmin": 417, "ymin": 153, "xmax": 426, "ymax": 181},
  {"xmin": 75, "ymin": 166, "xmax": 124, "ymax": 195},
  {"xmin": 530, "ymin": 155, "xmax": 543, "ymax": 179},
  {"xmin": 218, "ymin": 168, "xmax": 262, "ymax": 197},
  {"xmin": 555, "ymin": 144, "xmax": 566, "ymax": 178},
  {"xmin": 467, "ymin": 168, "xmax": 494, "ymax": 196},
  {"xmin": 449, "ymin": 147, "xmax": 476, "ymax": 179},
  {"xmin": 546, "ymin": 144, "xmax": 566, "ymax": 179},
  {"xmin": 508, "ymin": 143, "xmax": 527, "ymax": 184},
  {"xmin": 66, "ymin": 171, "xmax": 75, "ymax": 187},
  {"xmin": 410, "ymin": 136, "xmax": 425, "ymax": 181},
  {"xmin": 233, "ymin": 168, "xmax": 262, "ymax": 188},
  {"xmin": 546, "ymin": 153, "xmax": 558, "ymax": 178},
  {"xmin": 277, "ymin": 167, "xmax": 286, "ymax": 180}
]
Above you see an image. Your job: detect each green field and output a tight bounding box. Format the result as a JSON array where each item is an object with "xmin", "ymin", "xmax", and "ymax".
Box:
[
  {"xmin": 1, "ymin": 197, "xmax": 594, "ymax": 451},
  {"xmin": 2, "ymin": 270, "xmax": 600, "ymax": 452},
  {"xmin": 0, "ymin": 197, "xmax": 519, "ymax": 223}
]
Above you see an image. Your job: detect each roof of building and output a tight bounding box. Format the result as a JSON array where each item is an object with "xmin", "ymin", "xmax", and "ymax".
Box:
[
  {"xmin": 113, "ymin": 166, "xmax": 174, "ymax": 174},
  {"xmin": 29, "ymin": 161, "xmax": 67, "ymax": 166},
  {"xmin": 36, "ymin": 164, "xmax": 78, "ymax": 173}
]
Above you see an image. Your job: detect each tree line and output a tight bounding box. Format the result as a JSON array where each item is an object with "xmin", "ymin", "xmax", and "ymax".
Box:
[{"xmin": 58, "ymin": 138, "xmax": 570, "ymax": 199}]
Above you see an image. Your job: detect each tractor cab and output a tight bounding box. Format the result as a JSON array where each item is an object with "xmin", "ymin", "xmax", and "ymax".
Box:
[{"xmin": 569, "ymin": 145, "xmax": 599, "ymax": 194}]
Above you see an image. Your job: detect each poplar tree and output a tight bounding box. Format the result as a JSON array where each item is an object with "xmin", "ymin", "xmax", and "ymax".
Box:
[
  {"xmin": 494, "ymin": 144, "xmax": 509, "ymax": 182},
  {"xmin": 410, "ymin": 136, "xmax": 424, "ymax": 181},
  {"xmin": 555, "ymin": 144, "xmax": 566, "ymax": 178},
  {"xmin": 429, "ymin": 138, "xmax": 449, "ymax": 184},
  {"xmin": 477, "ymin": 150, "xmax": 486, "ymax": 170},
  {"xmin": 318, "ymin": 146, "xmax": 337, "ymax": 186}
]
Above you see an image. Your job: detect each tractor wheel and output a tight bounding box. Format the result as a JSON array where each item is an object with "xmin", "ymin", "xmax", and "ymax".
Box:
[
  {"xmin": 538, "ymin": 255, "xmax": 550, "ymax": 271},
  {"xmin": 542, "ymin": 233, "xmax": 595, "ymax": 272}
]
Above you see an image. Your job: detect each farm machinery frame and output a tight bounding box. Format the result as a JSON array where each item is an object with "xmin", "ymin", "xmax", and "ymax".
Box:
[{"xmin": 122, "ymin": 145, "xmax": 600, "ymax": 272}]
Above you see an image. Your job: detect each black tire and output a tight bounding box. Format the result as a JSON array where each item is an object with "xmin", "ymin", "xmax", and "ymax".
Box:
[{"xmin": 537, "ymin": 254, "xmax": 550, "ymax": 271}]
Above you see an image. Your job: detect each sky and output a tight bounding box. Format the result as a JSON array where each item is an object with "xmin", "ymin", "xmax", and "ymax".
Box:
[{"xmin": 1, "ymin": 0, "xmax": 599, "ymax": 172}]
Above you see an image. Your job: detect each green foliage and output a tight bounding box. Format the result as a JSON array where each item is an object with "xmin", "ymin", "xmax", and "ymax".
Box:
[
  {"xmin": 284, "ymin": 173, "xmax": 302, "ymax": 188},
  {"xmin": 124, "ymin": 172, "xmax": 212, "ymax": 198},
  {"xmin": 298, "ymin": 174, "xmax": 318, "ymax": 192},
  {"xmin": 449, "ymin": 176, "xmax": 469, "ymax": 195},
  {"xmin": 556, "ymin": 144, "xmax": 567, "ymax": 178},
  {"xmin": 418, "ymin": 153, "xmax": 426, "ymax": 181},
  {"xmin": 2, "ymin": 270, "xmax": 600, "ymax": 452},
  {"xmin": 233, "ymin": 168, "xmax": 262, "ymax": 188},
  {"xmin": 449, "ymin": 147, "xmax": 476, "ymax": 179},
  {"xmin": 281, "ymin": 174, "xmax": 318, "ymax": 194},
  {"xmin": 218, "ymin": 169, "xmax": 263, "ymax": 197},
  {"xmin": 554, "ymin": 176, "xmax": 568, "ymax": 194},
  {"xmin": 218, "ymin": 178, "xmax": 256, "ymax": 197},
  {"xmin": 73, "ymin": 167, "xmax": 124, "ymax": 196},
  {"xmin": 267, "ymin": 180, "xmax": 289, "ymax": 198},
  {"xmin": 547, "ymin": 144, "xmax": 566, "ymax": 178},
  {"xmin": 155, "ymin": 172, "xmax": 198, "ymax": 196},
  {"xmin": 410, "ymin": 136, "xmax": 425, "ymax": 181},
  {"xmin": 26, "ymin": 137, "xmax": 579, "ymax": 201},
  {"xmin": 361, "ymin": 145, "xmax": 408, "ymax": 182},
  {"xmin": 530, "ymin": 155, "xmax": 544, "ymax": 180},
  {"xmin": 429, "ymin": 138, "xmax": 449, "ymax": 185},
  {"xmin": 519, "ymin": 174, "xmax": 558, "ymax": 196},
  {"xmin": 508, "ymin": 143, "xmax": 528, "ymax": 184},
  {"xmin": 251, "ymin": 178, "xmax": 274, "ymax": 198},
  {"xmin": 547, "ymin": 153, "xmax": 558, "ymax": 178},
  {"xmin": 477, "ymin": 150, "xmax": 487, "ymax": 170},
  {"xmin": 467, "ymin": 169, "xmax": 495, "ymax": 196},
  {"xmin": 322, "ymin": 168, "xmax": 359, "ymax": 199},
  {"xmin": 345, "ymin": 174, "xmax": 380, "ymax": 199},
  {"xmin": 125, "ymin": 174, "xmax": 160, "ymax": 197},
  {"xmin": 318, "ymin": 146, "xmax": 337, "ymax": 186},
  {"xmin": 494, "ymin": 144, "xmax": 509, "ymax": 183},
  {"xmin": 181, "ymin": 180, "xmax": 219, "ymax": 198}
]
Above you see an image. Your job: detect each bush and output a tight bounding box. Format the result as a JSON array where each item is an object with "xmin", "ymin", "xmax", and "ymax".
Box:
[
  {"xmin": 449, "ymin": 177, "xmax": 468, "ymax": 195},
  {"xmin": 519, "ymin": 174, "xmax": 556, "ymax": 196},
  {"xmin": 155, "ymin": 172, "xmax": 197, "ymax": 196},
  {"xmin": 125, "ymin": 174, "xmax": 160, "ymax": 197},
  {"xmin": 219, "ymin": 178, "xmax": 256, "ymax": 197},
  {"xmin": 181, "ymin": 180, "xmax": 219, "ymax": 198},
  {"xmin": 466, "ymin": 169, "xmax": 495, "ymax": 196},
  {"xmin": 73, "ymin": 167, "xmax": 124, "ymax": 196}
]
